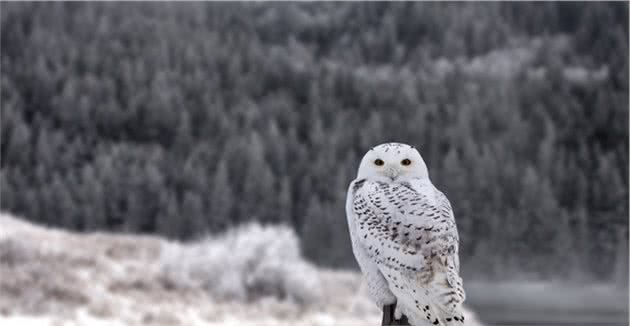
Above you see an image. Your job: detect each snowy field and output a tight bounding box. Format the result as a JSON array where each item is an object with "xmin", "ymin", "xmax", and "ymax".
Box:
[
  {"xmin": 0, "ymin": 213, "xmax": 625, "ymax": 326},
  {"xmin": 0, "ymin": 213, "xmax": 482, "ymax": 326}
]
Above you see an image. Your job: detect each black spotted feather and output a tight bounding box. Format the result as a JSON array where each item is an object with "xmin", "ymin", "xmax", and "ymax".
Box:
[{"xmin": 351, "ymin": 178, "xmax": 465, "ymax": 325}]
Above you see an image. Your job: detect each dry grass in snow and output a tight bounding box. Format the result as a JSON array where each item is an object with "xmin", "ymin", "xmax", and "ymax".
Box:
[{"xmin": 0, "ymin": 213, "xmax": 482, "ymax": 326}]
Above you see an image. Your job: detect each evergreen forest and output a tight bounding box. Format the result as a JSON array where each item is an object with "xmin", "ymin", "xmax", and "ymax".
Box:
[{"xmin": 1, "ymin": 2, "xmax": 628, "ymax": 280}]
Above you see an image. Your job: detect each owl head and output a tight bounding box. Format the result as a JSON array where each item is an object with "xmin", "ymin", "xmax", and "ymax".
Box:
[{"xmin": 356, "ymin": 142, "xmax": 428, "ymax": 182}]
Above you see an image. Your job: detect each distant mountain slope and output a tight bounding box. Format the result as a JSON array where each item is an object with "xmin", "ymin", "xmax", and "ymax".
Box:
[{"xmin": 1, "ymin": 2, "xmax": 627, "ymax": 278}]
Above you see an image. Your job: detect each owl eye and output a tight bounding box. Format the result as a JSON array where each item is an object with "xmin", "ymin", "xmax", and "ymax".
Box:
[
  {"xmin": 401, "ymin": 159, "xmax": 412, "ymax": 166},
  {"xmin": 374, "ymin": 159, "xmax": 384, "ymax": 166}
]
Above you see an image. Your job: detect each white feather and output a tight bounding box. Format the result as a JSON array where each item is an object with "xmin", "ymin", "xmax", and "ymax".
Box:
[{"xmin": 346, "ymin": 143, "xmax": 466, "ymax": 326}]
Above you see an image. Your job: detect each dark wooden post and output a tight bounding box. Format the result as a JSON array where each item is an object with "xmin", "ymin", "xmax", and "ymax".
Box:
[{"xmin": 382, "ymin": 303, "xmax": 410, "ymax": 326}]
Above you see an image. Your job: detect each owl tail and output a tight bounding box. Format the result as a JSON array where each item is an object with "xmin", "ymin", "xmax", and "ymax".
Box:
[
  {"xmin": 405, "ymin": 303, "xmax": 463, "ymax": 326},
  {"xmin": 381, "ymin": 303, "xmax": 410, "ymax": 325},
  {"xmin": 403, "ymin": 273, "xmax": 465, "ymax": 325},
  {"xmin": 426, "ymin": 271, "xmax": 465, "ymax": 325}
]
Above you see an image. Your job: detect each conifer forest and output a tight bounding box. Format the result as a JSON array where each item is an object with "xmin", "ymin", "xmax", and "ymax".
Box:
[{"xmin": 1, "ymin": 2, "xmax": 628, "ymax": 281}]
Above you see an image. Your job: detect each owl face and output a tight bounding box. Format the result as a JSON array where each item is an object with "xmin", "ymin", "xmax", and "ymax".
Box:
[{"xmin": 357, "ymin": 143, "xmax": 428, "ymax": 182}]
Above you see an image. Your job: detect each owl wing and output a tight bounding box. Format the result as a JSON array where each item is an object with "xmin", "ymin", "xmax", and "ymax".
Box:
[
  {"xmin": 346, "ymin": 180, "xmax": 397, "ymax": 308},
  {"xmin": 350, "ymin": 179, "xmax": 465, "ymax": 325}
]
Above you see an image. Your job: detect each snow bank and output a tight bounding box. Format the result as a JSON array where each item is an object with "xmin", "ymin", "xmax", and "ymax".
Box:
[{"xmin": 0, "ymin": 213, "xmax": 483, "ymax": 325}]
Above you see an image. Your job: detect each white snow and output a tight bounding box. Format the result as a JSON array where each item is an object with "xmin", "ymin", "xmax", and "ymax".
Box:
[{"xmin": 0, "ymin": 213, "xmax": 486, "ymax": 326}]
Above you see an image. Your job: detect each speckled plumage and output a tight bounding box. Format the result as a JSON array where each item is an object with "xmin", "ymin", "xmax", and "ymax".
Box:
[{"xmin": 346, "ymin": 143, "xmax": 465, "ymax": 326}]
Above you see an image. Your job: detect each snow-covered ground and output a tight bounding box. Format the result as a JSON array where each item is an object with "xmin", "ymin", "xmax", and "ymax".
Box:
[
  {"xmin": 0, "ymin": 213, "xmax": 482, "ymax": 326},
  {"xmin": 1, "ymin": 213, "xmax": 626, "ymax": 326}
]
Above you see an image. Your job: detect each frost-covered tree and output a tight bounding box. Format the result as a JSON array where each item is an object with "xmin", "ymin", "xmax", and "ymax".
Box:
[{"xmin": 0, "ymin": 1, "xmax": 627, "ymax": 279}]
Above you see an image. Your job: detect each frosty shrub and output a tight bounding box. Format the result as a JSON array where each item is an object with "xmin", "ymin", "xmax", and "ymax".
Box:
[
  {"xmin": 0, "ymin": 225, "xmax": 91, "ymax": 314},
  {"xmin": 159, "ymin": 223, "xmax": 323, "ymax": 305},
  {"xmin": 0, "ymin": 237, "xmax": 35, "ymax": 266}
]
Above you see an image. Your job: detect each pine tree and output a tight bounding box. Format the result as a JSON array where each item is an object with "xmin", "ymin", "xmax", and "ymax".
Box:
[
  {"xmin": 79, "ymin": 165, "xmax": 107, "ymax": 230},
  {"xmin": 49, "ymin": 174, "xmax": 76, "ymax": 229},
  {"xmin": 179, "ymin": 191, "xmax": 205, "ymax": 239},
  {"xmin": 300, "ymin": 196, "xmax": 328, "ymax": 263},
  {"xmin": 239, "ymin": 133, "xmax": 275, "ymax": 223},
  {"xmin": 5, "ymin": 119, "xmax": 31, "ymax": 167},
  {"xmin": 155, "ymin": 191, "xmax": 181, "ymax": 239},
  {"xmin": 209, "ymin": 159, "xmax": 233, "ymax": 230},
  {"xmin": 277, "ymin": 177, "xmax": 293, "ymax": 225}
]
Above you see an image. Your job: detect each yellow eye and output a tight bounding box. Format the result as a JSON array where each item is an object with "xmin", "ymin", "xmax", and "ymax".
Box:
[
  {"xmin": 374, "ymin": 159, "xmax": 384, "ymax": 166},
  {"xmin": 401, "ymin": 159, "xmax": 411, "ymax": 166}
]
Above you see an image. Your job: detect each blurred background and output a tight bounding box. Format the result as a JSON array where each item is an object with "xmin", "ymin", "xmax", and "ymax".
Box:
[{"xmin": 0, "ymin": 2, "xmax": 628, "ymax": 326}]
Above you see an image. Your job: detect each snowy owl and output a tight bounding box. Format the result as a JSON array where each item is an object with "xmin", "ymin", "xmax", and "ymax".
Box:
[{"xmin": 346, "ymin": 142, "xmax": 465, "ymax": 325}]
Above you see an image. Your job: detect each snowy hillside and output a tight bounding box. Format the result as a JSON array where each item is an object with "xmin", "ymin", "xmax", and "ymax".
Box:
[{"xmin": 0, "ymin": 213, "xmax": 483, "ymax": 326}]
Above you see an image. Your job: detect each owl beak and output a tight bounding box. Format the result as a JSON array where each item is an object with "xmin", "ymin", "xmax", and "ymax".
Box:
[{"xmin": 384, "ymin": 166, "xmax": 400, "ymax": 181}]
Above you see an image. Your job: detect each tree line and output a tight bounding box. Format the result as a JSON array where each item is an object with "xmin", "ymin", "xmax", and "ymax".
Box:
[{"xmin": 1, "ymin": 2, "xmax": 627, "ymax": 280}]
